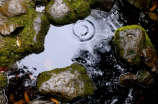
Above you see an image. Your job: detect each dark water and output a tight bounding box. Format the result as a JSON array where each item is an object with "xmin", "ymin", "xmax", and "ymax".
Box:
[{"xmin": 5, "ymin": 0, "xmax": 158, "ymax": 104}]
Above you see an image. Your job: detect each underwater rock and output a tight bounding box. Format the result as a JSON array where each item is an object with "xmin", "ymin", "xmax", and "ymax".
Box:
[
  {"xmin": 114, "ymin": 25, "xmax": 156, "ymax": 66},
  {"xmin": 140, "ymin": 48, "xmax": 157, "ymax": 67},
  {"xmin": 123, "ymin": 0, "xmax": 150, "ymax": 10},
  {"xmin": 45, "ymin": 0, "xmax": 91, "ymax": 25},
  {"xmin": 0, "ymin": 90, "xmax": 7, "ymax": 104},
  {"xmin": 37, "ymin": 63, "xmax": 95, "ymax": 102},
  {"xmin": 0, "ymin": 8, "xmax": 49, "ymax": 67},
  {"xmin": 0, "ymin": 72, "xmax": 8, "ymax": 90},
  {"xmin": 0, "ymin": 0, "xmax": 29, "ymax": 17},
  {"xmin": 29, "ymin": 98, "xmax": 55, "ymax": 104},
  {"xmin": 137, "ymin": 70, "xmax": 154, "ymax": 88},
  {"xmin": 119, "ymin": 72, "xmax": 137, "ymax": 87}
]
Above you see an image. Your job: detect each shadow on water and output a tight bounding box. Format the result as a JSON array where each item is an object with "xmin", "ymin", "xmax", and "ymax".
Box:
[{"xmin": 5, "ymin": 0, "xmax": 158, "ymax": 103}]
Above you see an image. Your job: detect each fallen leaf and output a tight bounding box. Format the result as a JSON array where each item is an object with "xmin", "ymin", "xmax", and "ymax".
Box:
[
  {"xmin": 150, "ymin": 4, "xmax": 157, "ymax": 11},
  {"xmin": 14, "ymin": 99, "xmax": 26, "ymax": 104},
  {"xmin": 148, "ymin": 12, "xmax": 158, "ymax": 20},
  {"xmin": 16, "ymin": 36, "xmax": 21, "ymax": 48},
  {"xmin": 24, "ymin": 91, "xmax": 30, "ymax": 103},
  {"xmin": 51, "ymin": 98, "xmax": 59, "ymax": 104},
  {"xmin": 10, "ymin": 94, "xmax": 16, "ymax": 103}
]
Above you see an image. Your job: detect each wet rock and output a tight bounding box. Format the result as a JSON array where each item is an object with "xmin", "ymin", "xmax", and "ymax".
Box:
[
  {"xmin": 0, "ymin": 90, "xmax": 7, "ymax": 104},
  {"xmin": 29, "ymin": 98, "xmax": 55, "ymax": 104},
  {"xmin": 123, "ymin": 0, "xmax": 150, "ymax": 10},
  {"xmin": 0, "ymin": 0, "xmax": 29, "ymax": 17},
  {"xmin": 140, "ymin": 48, "xmax": 157, "ymax": 67},
  {"xmin": 0, "ymin": 0, "xmax": 8, "ymax": 7},
  {"xmin": 0, "ymin": 8, "xmax": 49, "ymax": 67},
  {"xmin": 114, "ymin": 25, "xmax": 156, "ymax": 66},
  {"xmin": 45, "ymin": 0, "xmax": 91, "ymax": 25},
  {"xmin": 119, "ymin": 73, "xmax": 137, "ymax": 87},
  {"xmin": 37, "ymin": 63, "xmax": 95, "ymax": 102},
  {"xmin": 137, "ymin": 70, "xmax": 154, "ymax": 88},
  {"xmin": 0, "ymin": 72, "xmax": 8, "ymax": 90}
]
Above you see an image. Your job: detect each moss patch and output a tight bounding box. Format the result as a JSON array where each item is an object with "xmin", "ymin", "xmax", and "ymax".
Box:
[{"xmin": 0, "ymin": 72, "xmax": 8, "ymax": 90}]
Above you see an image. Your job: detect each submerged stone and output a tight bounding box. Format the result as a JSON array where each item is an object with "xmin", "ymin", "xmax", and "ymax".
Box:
[
  {"xmin": 29, "ymin": 98, "xmax": 56, "ymax": 104},
  {"xmin": 37, "ymin": 63, "xmax": 95, "ymax": 102},
  {"xmin": 0, "ymin": 72, "xmax": 8, "ymax": 90},
  {"xmin": 114, "ymin": 25, "xmax": 156, "ymax": 66},
  {"xmin": 119, "ymin": 72, "xmax": 137, "ymax": 87},
  {"xmin": 0, "ymin": 0, "xmax": 30, "ymax": 17},
  {"xmin": 123, "ymin": 0, "xmax": 150, "ymax": 10},
  {"xmin": 0, "ymin": 90, "xmax": 7, "ymax": 104},
  {"xmin": 0, "ymin": 8, "xmax": 49, "ymax": 67},
  {"xmin": 137, "ymin": 70, "xmax": 154, "ymax": 88},
  {"xmin": 45, "ymin": 0, "xmax": 91, "ymax": 25}
]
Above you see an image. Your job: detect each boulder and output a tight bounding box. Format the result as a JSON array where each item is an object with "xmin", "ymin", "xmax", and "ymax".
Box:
[
  {"xmin": 45, "ymin": 0, "xmax": 91, "ymax": 25},
  {"xmin": 0, "ymin": 8, "xmax": 49, "ymax": 67},
  {"xmin": 37, "ymin": 63, "xmax": 95, "ymax": 102},
  {"xmin": 0, "ymin": 72, "xmax": 8, "ymax": 90},
  {"xmin": 137, "ymin": 70, "xmax": 154, "ymax": 88},
  {"xmin": 119, "ymin": 72, "xmax": 137, "ymax": 87},
  {"xmin": 114, "ymin": 25, "xmax": 156, "ymax": 66},
  {"xmin": 123, "ymin": 0, "xmax": 150, "ymax": 10},
  {"xmin": 0, "ymin": 0, "xmax": 8, "ymax": 7}
]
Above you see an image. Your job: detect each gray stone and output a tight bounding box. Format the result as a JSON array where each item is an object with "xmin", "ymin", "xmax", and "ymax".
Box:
[
  {"xmin": 0, "ymin": 90, "xmax": 7, "ymax": 104},
  {"xmin": 29, "ymin": 98, "xmax": 55, "ymax": 104}
]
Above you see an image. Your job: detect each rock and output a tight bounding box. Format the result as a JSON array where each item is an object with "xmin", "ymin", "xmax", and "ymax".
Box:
[
  {"xmin": 0, "ymin": 72, "xmax": 8, "ymax": 90},
  {"xmin": 119, "ymin": 72, "xmax": 137, "ymax": 87},
  {"xmin": 29, "ymin": 98, "xmax": 55, "ymax": 104},
  {"xmin": 37, "ymin": 63, "xmax": 95, "ymax": 102},
  {"xmin": 137, "ymin": 70, "xmax": 154, "ymax": 88},
  {"xmin": 123, "ymin": 0, "xmax": 150, "ymax": 10},
  {"xmin": 0, "ymin": 90, "xmax": 7, "ymax": 104},
  {"xmin": 141, "ymin": 48, "xmax": 157, "ymax": 67},
  {"xmin": 0, "ymin": 8, "xmax": 49, "ymax": 67},
  {"xmin": 6, "ymin": 63, "xmax": 18, "ymax": 75},
  {"xmin": 114, "ymin": 25, "xmax": 156, "ymax": 66},
  {"xmin": 0, "ymin": 0, "xmax": 8, "ymax": 7},
  {"xmin": 45, "ymin": 0, "xmax": 91, "ymax": 25},
  {"xmin": 0, "ymin": 0, "xmax": 29, "ymax": 17}
]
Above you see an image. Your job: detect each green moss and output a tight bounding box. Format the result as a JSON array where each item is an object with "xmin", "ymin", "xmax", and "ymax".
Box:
[{"xmin": 0, "ymin": 73, "xmax": 8, "ymax": 90}]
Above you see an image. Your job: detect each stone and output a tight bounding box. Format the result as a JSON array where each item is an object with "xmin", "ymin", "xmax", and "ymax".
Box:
[
  {"xmin": 119, "ymin": 72, "xmax": 137, "ymax": 87},
  {"xmin": 137, "ymin": 70, "xmax": 154, "ymax": 88},
  {"xmin": 0, "ymin": 90, "xmax": 7, "ymax": 104},
  {"xmin": 37, "ymin": 63, "xmax": 95, "ymax": 102},
  {"xmin": 0, "ymin": 72, "xmax": 8, "ymax": 90},
  {"xmin": 140, "ymin": 48, "xmax": 157, "ymax": 67},
  {"xmin": 0, "ymin": 0, "xmax": 29, "ymax": 17},
  {"xmin": 29, "ymin": 98, "xmax": 55, "ymax": 104},
  {"xmin": 45, "ymin": 0, "xmax": 91, "ymax": 25},
  {"xmin": 114, "ymin": 25, "xmax": 156, "ymax": 66},
  {"xmin": 123, "ymin": 0, "xmax": 150, "ymax": 10},
  {"xmin": 0, "ymin": 8, "xmax": 50, "ymax": 67},
  {"xmin": 0, "ymin": 0, "xmax": 8, "ymax": 7}
]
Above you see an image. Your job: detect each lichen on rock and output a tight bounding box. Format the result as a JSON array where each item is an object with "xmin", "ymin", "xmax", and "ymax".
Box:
[
  {"xmin": 0, "ymin": 72, "xmax": 8, "ymax": 90},
  {"xmin": 37, "ymin": 63, "xmax": 95, "ymax": 102},
  {"xmin": 114, "ymin": 25, "xmax": 156, "ymax": 66}
]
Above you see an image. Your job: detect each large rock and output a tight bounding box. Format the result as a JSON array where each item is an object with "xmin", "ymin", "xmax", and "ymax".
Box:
[
  {"xmin": 119, "ymin": 72, "xmax": 137, "ymax": 87},
  {"xmin": 45, "ymin": 0, "xmax": 91, "ymax": 25},
  {"xmin": 0, "ymin": 72, "xmax": 8, "ymax": 90},
  {"xmin": 123, "ymin": 0, "xmax": 150, "ymax": 10},
  {"xmin": 137, "ymin": 70, "xmax": 154, "ymax": 88},
  {"xmin": 0, "ymin": 8, "xmax": 49, "ymax": 67},
  {"xmin": 114, "ymin": 25, "xmax": 156, "ymax": 66},
  {"xmin": 37, "ymin": 63, "xmax": 95, "ymax": 102},
  {"xmin": 0, "ymin": 0, "xmax": 8, "ymax": 7}
]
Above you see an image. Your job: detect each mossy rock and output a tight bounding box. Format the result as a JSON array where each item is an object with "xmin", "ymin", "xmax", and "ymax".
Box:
[
  {"xmin": 45, "ymin": 0, "xmax": 91, "ymax": 25},
  {"xmin": 37, "ymin": 63, "xmax": 95, "ymax": 102},
  {"xmin": 114, "ymin": 25, "xmax": 156, "ymax": 66},
  {"xmin": 0, "ymin": 72, "xmax": 8, "ymax": 90},
  {"xmin": 0, "ymin": 8, "xmax": 50, "ymax": 67},
  {"xmin": 124, "ymin": 0, "xmax": 150, "ymax": 10}
]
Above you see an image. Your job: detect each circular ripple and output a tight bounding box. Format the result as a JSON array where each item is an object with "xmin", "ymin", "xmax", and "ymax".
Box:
[{"xmin": 72, "ymin": 20, "xmax": 96, "ymax": 42}]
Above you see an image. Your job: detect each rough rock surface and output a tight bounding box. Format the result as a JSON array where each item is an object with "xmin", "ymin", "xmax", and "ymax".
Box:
[
  {"xmin": 45, "ymin": 0, "xmax": 91, "ymax": 25},
  {"xmin": 0, "ymin": 0, "xmax": 29, "ymax": 17},
  {"xmin": 0, "ymin": 8, "xmax": 49, "ymax": 67},
  {"xmin": 37, "ymin": 63, "xmax": 94, "ymax": 102},
  {"xmin": 0, "ymin": 72, "xmax": 8, "ymax": 90},
  {"xmin": 137, "ymin": 70, "xmax": 154, "ymax": 88},
  {"xmin": 141, "ymin": 48, "xmax": 157, "ymax": 67},
  {"xmin": 124, "ymin": 0, "xmax": 150, "ymax": 10},
  {"xmin": 119, "ymin": 72, "xmax": 137, "ymax": 87},
  {"xmin": 29, "ymin": 98, "xmax": 55, "ymax": 104},
  {"xmin": 0, "ymin": 0, "xmax": 8, "ymax": 7},
  {"xmin": 0, "ymin": 90, "xmax": 7, "ymax": 104},
  {"xmin": 114, "ymin": 25, "xmax": 156, "ymax": 66}
]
